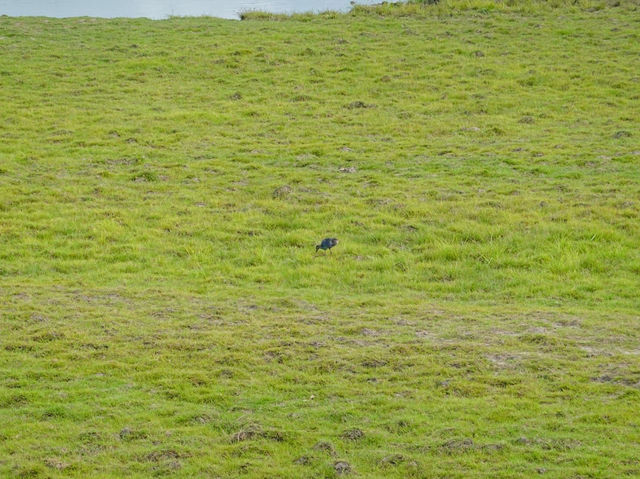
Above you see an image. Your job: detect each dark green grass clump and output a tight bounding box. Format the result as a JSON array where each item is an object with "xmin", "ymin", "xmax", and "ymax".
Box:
[{"xmin": 0, "ymin": 3, "xmax": 639, "ymax": 478}]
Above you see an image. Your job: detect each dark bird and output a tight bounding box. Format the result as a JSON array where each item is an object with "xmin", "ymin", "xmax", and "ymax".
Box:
[{"xmin": 316, "ymin": 237, "xmax": 338, "ymax": 253}]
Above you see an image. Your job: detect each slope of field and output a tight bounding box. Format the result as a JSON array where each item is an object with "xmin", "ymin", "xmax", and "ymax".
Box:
[{"xmin": 0, "ymin": 2, "xmax": 639, "ymax": 477}]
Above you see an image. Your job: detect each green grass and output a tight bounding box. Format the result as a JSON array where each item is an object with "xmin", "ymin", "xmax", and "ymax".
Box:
[{"xmin": 1, "ymin": 1, "xmax": 639, "ymax": 477}]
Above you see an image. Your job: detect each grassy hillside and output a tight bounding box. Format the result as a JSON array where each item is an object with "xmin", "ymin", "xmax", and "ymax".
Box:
[{"xmin": 0, "ymin": 2, "xmax": 639, "ymax": 477}]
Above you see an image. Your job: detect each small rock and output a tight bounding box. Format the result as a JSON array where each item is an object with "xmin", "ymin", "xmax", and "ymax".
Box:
[{"xmin": 334, "ymin": 461, "xmax": 352, "ymax": 474}]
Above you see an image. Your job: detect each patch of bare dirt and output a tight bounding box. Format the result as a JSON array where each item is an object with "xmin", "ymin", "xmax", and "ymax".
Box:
[
  {"xmin": 341, "ymin": 428, "xmax": 364, "ymax": 441},
  {"xmin": 313, "ymin": 441, "xmax": 336, "ymax": 455},
  {"xmin": 334, "ymin": 460, "xmax": 352, "ymax": 474}
]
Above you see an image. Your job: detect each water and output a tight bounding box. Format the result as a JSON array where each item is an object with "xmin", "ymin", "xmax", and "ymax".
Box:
[{"xmin": 0, "ymin": 0, "xmax": 381, "ymax": 20}]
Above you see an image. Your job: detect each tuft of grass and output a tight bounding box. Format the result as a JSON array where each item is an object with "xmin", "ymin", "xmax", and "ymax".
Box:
[{"xmin": 1, "ymin": 3, "xmax": 639, "ymax": 478}]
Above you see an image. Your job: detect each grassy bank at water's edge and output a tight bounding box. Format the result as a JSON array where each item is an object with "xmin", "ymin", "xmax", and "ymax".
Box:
[{"xmin": 1, "ymin": 3, "xmax": 639, "ymax": 477}]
